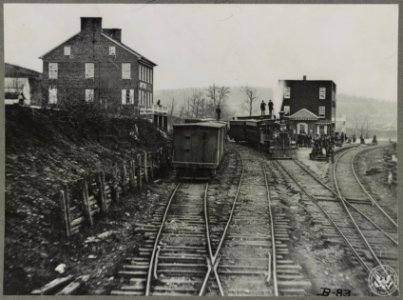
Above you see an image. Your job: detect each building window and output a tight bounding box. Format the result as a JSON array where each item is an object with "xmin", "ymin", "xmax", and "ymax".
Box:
[
  {"xmin": 319, "ymin": 87, "xmax": 326, "ymax": 99},
  {"xmin": 48, "ymin": 87, "xmax": 57, "ymax": 104},
  {"xmin": 49, "ymin": 63, "xmax": 58, "ymax": 79},
  {"xmin": 109, "ymin": 46, "xmax": 116, "ymax": 55},
  {"xmin": 284, "ymin": 105, "xmax": 290, "ymax": 115},
  {"xmin": 85, "ymin": 63, "xmax": 94, "ymax": 79},
  {"xmin": 122, "ymin": 63, "xmax": 131, "ymax": 79},
  {"xmin": 85, "ymin": 89, "xmax": 94, "ymax": 102},
  {"xmin": 283, "ymin": 86, "xmax": 290, "ymax": 99},
  {"xmin": 150, "ymin": 69, "xmax": 153, "ymax": 84},
  {"xmin": 121, "ymin": 89, "xmax": 134, "ymax": 104},
  {"xmin": 319, "ymin": 106, "xmax": 325, "ymax": 116},
  {"xmin": 64, "ymin": 46, "xmax": 71, "ymax": 56}
]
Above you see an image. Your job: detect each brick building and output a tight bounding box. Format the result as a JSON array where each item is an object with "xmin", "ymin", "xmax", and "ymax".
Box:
[
  {"xmin": 40, "ymin": 17, "xmax": 158, "ymax": 119},
  {"xmin": 280, "ymin": 75, "xmax": 336, "ymax": 136}
]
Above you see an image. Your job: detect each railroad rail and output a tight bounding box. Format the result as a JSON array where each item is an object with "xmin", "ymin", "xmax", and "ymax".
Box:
[
  {"xmin": 110, "ymin": 150, "xmax": 243, "ymax": 296},
  {"xmin": 273, "ymin": 146, "xmax": 398, "ymax": 294},
  {"xmin": 208, "ymin": 145, "xmax": 311, "ymax": 296}
]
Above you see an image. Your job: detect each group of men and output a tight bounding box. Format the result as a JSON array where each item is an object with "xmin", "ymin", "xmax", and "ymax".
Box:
[
  {"xmin": 260, "ymin": 99, "xmax": 274, "ymax": 117},
  {"xmin": 311, "ymin": 134, "xmax": 336, "ymax": 163}
]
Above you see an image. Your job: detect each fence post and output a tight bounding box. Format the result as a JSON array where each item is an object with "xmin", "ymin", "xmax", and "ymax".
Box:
[
  {"xmin": 129, "ymin": 160, "xmax": 135, "ymax": 189},
  {"xmin": 97, "ymin": 172, "xmax": 107, "ymax": 213},
  {"xmin": 82, "ymin": 178, "xmax": 94, "ymax": 227},
  {"xmin": 122, "ymin": 162, "xmax": 128, "ymax": 194},
  {"xmin": 113, "ymin": 165, "xmax": 120, "ymax": 203},
  {"xmin": 137, "ymin": 153, "xmax": 143, "ymax": 190},
  {"xmin": 60, "ymin": 186, "xmax": 71, "ymax": 237},
  {"xmin": 143, "ymin": 151, "xmax": 149, "ymax": 183},
  {"xmin": 150, "ymin": 152, "xmax": 154, "ymax": 181}
]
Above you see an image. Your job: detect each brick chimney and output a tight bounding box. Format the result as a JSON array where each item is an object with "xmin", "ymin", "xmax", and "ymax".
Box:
[
  {"xmin": 103, "ymin": 28, "xmax": 122, "ymax": 42},
  {"xmin": 80, "ymin": 17, "xmax": 102, "ymax": 37}
]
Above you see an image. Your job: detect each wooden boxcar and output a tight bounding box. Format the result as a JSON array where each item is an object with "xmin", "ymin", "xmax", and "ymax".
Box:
[
  {"xmin": 228, "ymin": 120, "xmax": 246, "ymax": 142},
  {"xmin": 172, "ymin": 122, "xmax": 227, "ymax": 179}
]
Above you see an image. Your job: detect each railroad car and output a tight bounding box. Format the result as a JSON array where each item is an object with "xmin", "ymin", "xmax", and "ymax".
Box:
[
  {"xmin": 229, "ymin": 117, "xmax": 296, "ymax": 159},
  {"xmin": 172, "ymin": 121, "xmax": 227, "ymax": 179},
  {"xmin": 228, "ymin": 120, "xmax": 246, "ymax": 142}
]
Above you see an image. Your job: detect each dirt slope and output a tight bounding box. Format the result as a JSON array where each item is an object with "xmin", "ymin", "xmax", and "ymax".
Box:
[{"xmin": 4, "ymin": 105, "xmax": 169, "ymax": 294}]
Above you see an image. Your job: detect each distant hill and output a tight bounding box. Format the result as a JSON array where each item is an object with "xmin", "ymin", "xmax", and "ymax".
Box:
[
  {"xmin": 155, "ymin": 87, "xmax": 397, "ymax": 139},
  {"xmin": 336, "ymin": 94, "xmax": 397, "ymax": 138}
]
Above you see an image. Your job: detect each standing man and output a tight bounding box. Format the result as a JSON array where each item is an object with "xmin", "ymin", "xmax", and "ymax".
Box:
[
  {"xmin": 260, "ymin": 100, "xmax": 266, "ymax": 116},
  {"xmin": 268, "ymin": 99, "xmax": 274, "ymax": 118},
  {"xmin": 216, "ymin": 104, "xmax": 221, "ymax": 121}
]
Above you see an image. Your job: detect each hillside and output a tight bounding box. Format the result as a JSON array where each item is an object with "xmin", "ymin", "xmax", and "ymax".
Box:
[
  {"xmin": 336, "ymin": 94, "xmax": 397, "ymax": 138},
  {"xmin": 4, "ymin": 105, "xmax": 170, "ymax": 294}
]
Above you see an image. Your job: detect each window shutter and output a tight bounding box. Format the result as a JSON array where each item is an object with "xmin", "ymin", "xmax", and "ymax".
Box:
[
  {"xmin": 49, "ymin": 87, "xmax": 57, "ymax": 104},
  {"xmin": 109, "ymin": 46, "xmax": 116, "ymax": 55},
  {"xmin": 49, "ymin": 63, "xmax": 58, "ymax": 79},
  {"xmin": 122, "ymin": 89, "xmax": 126, "ymax": 105},
  {"xmin": 64, "ymin": 46, "xmax": 71, "ymax": 56},
  {"xmin": 85, "ymin": 63, "xmax": 94, "ymax": 79},
  {"xmin": 319, "ymin": 87, "xmax": 326, "ymax": 99},
  {"xmin": 122, "ymin": 63, "xmax": 131, "ymax": 79},
  {"xmin": 284, "ymin": 87, "xmax": 290, "ymax": 99},
  {"xmin": 130, "ymin": 89, "xmax": 134, "ymax": 104}
]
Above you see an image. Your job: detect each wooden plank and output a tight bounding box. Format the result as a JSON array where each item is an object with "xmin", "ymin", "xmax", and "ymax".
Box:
[
  {"xmin": 70, "ymin": 216, "xmax": 85, "ymax": 227},
  {"xmin": 31, "ymin": 275, "xmax": 74, "ymax": 295},
  {"xmin": 143, "ymin": 151, "xmax": 149, "ymax": 183},
  {"xmin": 97, "ymin": 172, "xmax": 106, "ymax": 213},
  {"xmin": 82, "ymin": 179, "xmax": 93, "ymax": 227},
  {"xmin": 59, "ymin": 188, "xmax": 71, "ymax": 238},
  {"xmin": 149, "ymin": 153, "xmax": 154, "ymax": 180},
  {"xmin": 56, "ymin": 275, "xmax": 90, "ymax": 295},
  {"xmin": 137, "ymin": 154, "xmax": 142, "ymax": 190}
]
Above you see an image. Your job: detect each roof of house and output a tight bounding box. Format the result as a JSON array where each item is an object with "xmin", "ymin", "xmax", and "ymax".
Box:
[
  {"xmin": 101, "ymin": 33, "xmax": 156, "ymax": 66},
  {"xmin": 174, "ymin": 122, "xmax": 227, "ymax": 129},
  {"xmin": 5, "ymin": 63, "xmax": 41, "ymax": 78},
  {"xmin": 288, "ymin": 108, "xmax": 320, "ymax": 121},
  {"xmin": 39, "ymin": 31, "xmax": 156, "ymax": 66}
]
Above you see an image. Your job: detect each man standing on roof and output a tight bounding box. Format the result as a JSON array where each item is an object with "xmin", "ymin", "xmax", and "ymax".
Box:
[
  {"xmin": 268, "ymin": 99, "xmax": 274, "ymax": 118},
  {"xmin": 260, "ymin": 100, "xmax": 266, "ymax": 116},
  {"xmin": 216, "ymin": 104, "xmax": 221, "ymax": 121}
]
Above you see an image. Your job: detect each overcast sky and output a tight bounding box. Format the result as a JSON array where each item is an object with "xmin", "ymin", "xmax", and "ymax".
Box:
[{"xmin": 4, "ymin": 4, "xmax": 398, "ymax": 101}]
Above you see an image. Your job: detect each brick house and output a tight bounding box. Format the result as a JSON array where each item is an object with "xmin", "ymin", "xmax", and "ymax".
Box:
[
  {"xmin": 280, "ymin": 75, "xmax": 336, "ymax": 137},
  {"xmin": 40, "ymin": 17, "xmax": 156, "ymax": 117}
]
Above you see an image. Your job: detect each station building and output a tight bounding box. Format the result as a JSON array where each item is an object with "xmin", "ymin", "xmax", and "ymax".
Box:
[
  {"xmin": 40, "ymin": 17, "xmax": 167, "ymax": 129},
  {"xmin": 279, "ymin": 75, "xmax": 336, "ymax": 136}
]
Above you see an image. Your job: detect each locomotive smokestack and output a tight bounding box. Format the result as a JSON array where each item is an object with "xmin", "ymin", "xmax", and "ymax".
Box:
[{"xmin": 303, "ymin": 75, "xmax": 307, "ymax": 80}]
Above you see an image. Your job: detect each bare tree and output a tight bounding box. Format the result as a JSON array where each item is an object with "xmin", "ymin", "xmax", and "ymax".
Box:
[
  {"xmin": 206, "ymin": 84, "xmax": 230, "ymax": 117},
  {"xmin": 169, "ymin": 97, "xmax": 175, "ymax": 118},
  {"xmin": 242, "ymin": 86, "xmax": 258, "ymax": 117}
]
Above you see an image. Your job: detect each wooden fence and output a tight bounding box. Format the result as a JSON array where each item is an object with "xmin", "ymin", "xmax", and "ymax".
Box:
[{"xmin": 59, "ymin": 146, "xmax": 171, "ymax": 237}]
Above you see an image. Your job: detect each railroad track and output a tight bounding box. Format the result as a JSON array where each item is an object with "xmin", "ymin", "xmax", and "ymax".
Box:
[
  {"xmin": 205, "ymin": 145, "xmax": 311, "ymax": 296},
  {"xmin": 111, "ymin": 145, "xmax": 312, "ymax": 296},
  {"xmin": 110, "ymin": 150, "xmax": 242, "ymax": 296},
  {"xmin": 273, "ymin": 146, "xmax": 398, "ymax": 294}
]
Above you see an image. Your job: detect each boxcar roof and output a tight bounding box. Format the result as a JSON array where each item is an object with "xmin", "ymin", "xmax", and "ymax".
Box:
[{"xmin": 174, "ymin": 122, "xmax": 227, "ymax": 129}]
